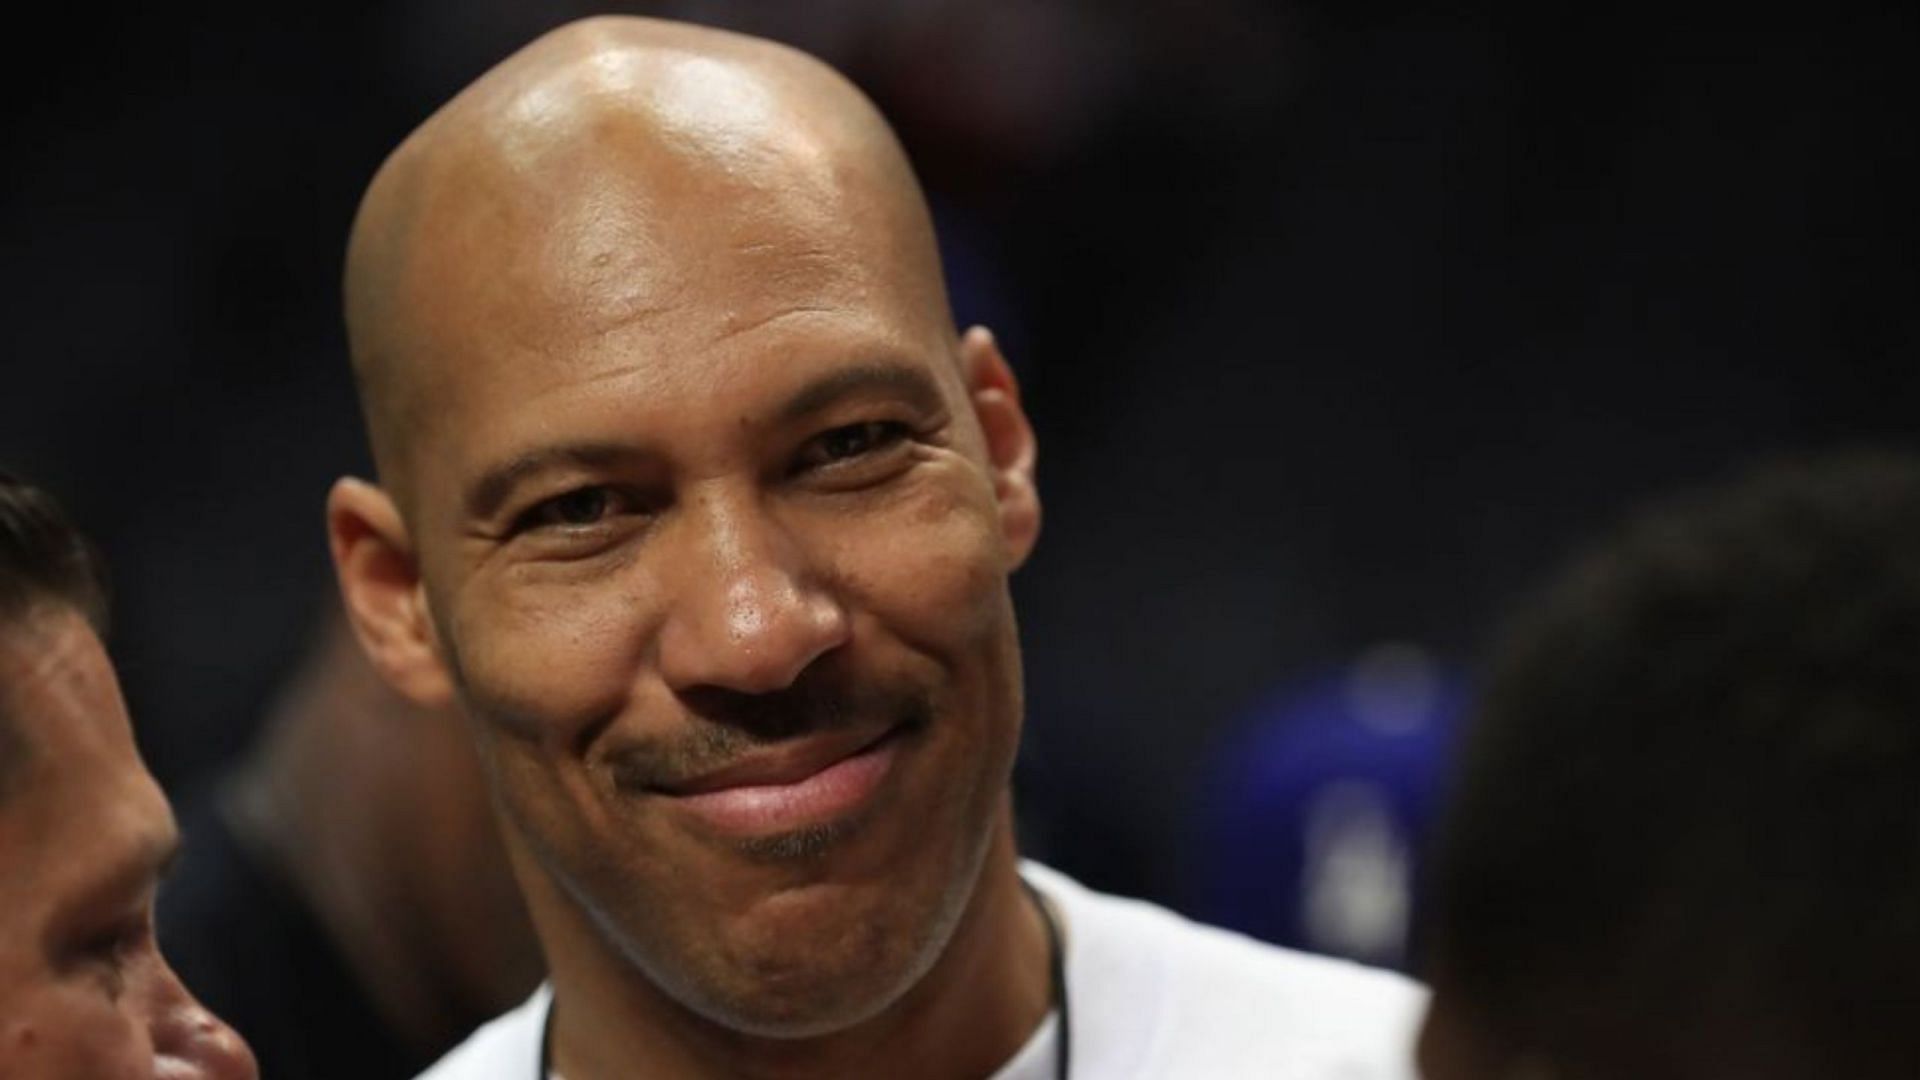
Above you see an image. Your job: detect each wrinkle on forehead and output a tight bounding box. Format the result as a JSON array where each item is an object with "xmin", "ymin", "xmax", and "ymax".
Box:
[{"xmin": 0, "ymin": 608, "xmax": 139, "ymax": 808}]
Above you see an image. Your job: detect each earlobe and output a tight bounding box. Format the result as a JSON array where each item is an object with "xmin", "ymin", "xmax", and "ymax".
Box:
[
  {"xmin": 959, "ymin": 326, "xmax": 1041, "ymax": 568},
  {"xmin": 326, "ymin": 477, "xmax": 457, "ymax": 707}
]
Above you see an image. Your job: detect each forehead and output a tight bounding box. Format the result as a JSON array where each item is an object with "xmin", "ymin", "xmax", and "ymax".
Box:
[
  {"xmin": 392, "ymin": 102, "xmax": 952, "ymax": 483},
  {"xmin": 0, "ymin": 609, "xmax": 170, "ymax": 893},
  {"xmin": 0, "ymin": 608, "xmax": 131, "ymax": 762},
  {"xmin": 414, "ymin": 121, "xmax": 933, "ymax": 346}
]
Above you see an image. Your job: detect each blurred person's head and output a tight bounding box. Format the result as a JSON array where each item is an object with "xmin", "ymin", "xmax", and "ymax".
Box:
[
  {"xmin": 1419, "ymin": 451, "xmax": 1920, "ymax": 1080},
  {"xmin": 0, "ymin": 470, "xmax": 257, "ymax": 1079},
  {"xmin": 328, "ymin": 15, "xmax": 1044, "ymax": 1072}
]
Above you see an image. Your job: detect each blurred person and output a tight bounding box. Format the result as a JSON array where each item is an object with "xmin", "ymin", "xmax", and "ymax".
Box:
[
  {"xmin": 329, "ymin": 16, "xmax": 1423, "ymax": 1080},
  {"xmin": 0, "ymin": 469, "xmax": 258, "ymax": 1079},
  {"xmin": 157, "ymin": 605, "xmax": 544, "ymax": 1079},
  {"xmin": 1191, "ymin": 644, "xmax": 1463, "ymax": 971},
  {"xmin": 1418, "ymin": 451, "xmax": 1920, "ymax": 1080}
]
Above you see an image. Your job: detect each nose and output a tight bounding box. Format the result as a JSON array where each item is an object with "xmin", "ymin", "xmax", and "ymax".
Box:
[
  {"xmin": 148, "ymin": 966, "xmax": 258, "ymax": 1080},
  {"xmin": 655, "ymin": 488, "xmax": 850, "ymax": 696}
]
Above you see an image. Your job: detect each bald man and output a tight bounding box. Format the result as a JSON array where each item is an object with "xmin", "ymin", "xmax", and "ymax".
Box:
[{"xmin": 328, "ymin": 17, "xmax": 1423, "ymax": 1079}]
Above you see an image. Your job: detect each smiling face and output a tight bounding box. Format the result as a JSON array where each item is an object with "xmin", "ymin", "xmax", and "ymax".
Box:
[
  {"xmin": 0, "ymin": 606, "xmax": 257, "ymax": 1079},
  {"xmin": 332, "ymin": 33, "xmax": 1040, "ymax": 1039}
]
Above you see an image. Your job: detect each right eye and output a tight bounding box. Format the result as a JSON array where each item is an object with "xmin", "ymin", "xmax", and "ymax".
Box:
[{"xmin": 514, "ymin": 486, "xmax": 621, "ymax": 533}]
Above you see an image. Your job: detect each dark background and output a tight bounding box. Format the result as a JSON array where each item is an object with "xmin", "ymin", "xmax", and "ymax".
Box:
[{"xmin": 4, "ymin": 2, "xmax": 1915, "ymax": 931}]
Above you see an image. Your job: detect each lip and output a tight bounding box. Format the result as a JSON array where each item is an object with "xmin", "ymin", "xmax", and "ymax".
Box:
[{"xmin": 656, "ymin": 727, "xmax": 903, "ymax": 837}]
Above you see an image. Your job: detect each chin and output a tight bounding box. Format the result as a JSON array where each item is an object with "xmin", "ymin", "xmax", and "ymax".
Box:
[
  {"xmin": 701, "ymin": 979, "xmax": 906, "ymax": 1040},
  {"xmin": 639, "ymin": 832, "xmax": 986, "ymax": 1040},
  {"xmin": 660, "ymin": 911, "xmax": 938, "ymax": 1039}
]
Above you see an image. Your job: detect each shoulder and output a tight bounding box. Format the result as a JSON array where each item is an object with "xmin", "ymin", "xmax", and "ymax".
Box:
[
  {"xmin": 1023, "ymin": 862, "xmax": 1426, "ymax": 1079},
  {"xmin": 415, "ymin": 986, "xmax": 550, "ymax": 1080}
]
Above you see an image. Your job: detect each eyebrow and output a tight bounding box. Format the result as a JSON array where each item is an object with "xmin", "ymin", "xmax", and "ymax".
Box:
[
  {"xmin": 776, "ymin": 362, "xmax": 946, "ymax": 424},
  {"xmin": 124, "ymin": 830, "xmax": 181, "ymax": 893},
  {"xmin": 68, "ymin": 827, "xmax": 181, "ymax": 918}
]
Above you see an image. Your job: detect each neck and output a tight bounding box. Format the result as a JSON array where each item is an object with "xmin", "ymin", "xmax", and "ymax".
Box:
[
  {"xmin": 546, "ymin": 815, "xmax": 1050, "ymax": 1080},
  {"xmin": 225, "ymin": 620, "xmax": 542, "ymax": 1057}
]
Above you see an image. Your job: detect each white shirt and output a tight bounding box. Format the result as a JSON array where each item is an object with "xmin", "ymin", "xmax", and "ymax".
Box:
[{"xmin": 419, "ymin": 862, "xmax": 1426, "ymax": 1079}]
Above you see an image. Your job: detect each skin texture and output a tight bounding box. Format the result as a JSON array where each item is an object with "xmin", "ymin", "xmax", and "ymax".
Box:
[
  {"xmin": 330, "ymin": 17, "xmax": 1049, "ymax": 1079},
  {"xmin": 0, "ymin": 606, "xmax": 257, "ymax": 1080}
]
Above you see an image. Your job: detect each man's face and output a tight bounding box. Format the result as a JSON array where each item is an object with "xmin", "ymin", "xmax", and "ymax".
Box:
[
  {"xmin": 380, "ymin": 146, "xmax": 1039, "ymax": 1034},
  {"xmin": 0, "ymin": 607, "xmax": 256, "ymax": 1079}
]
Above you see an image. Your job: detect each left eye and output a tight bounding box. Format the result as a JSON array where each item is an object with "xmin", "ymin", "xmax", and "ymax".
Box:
[
  {"xmin": 803, "ymin": 421, "xmax": 910, "ymax": 468},
  {"xmin": 68, "ymin": 919, "xmax": 147, "ymax": 999}
]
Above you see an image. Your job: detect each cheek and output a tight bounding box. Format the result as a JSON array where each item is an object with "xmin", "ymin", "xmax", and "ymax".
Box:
[
  {"xmin": 835, "ymin": 481, "xmax": 1009, "ymax": 651},
  {"xmin": 2, "ymin": 989, "xmax": 148, "ymax": 1078},
  {"xmin": 448, "ymin": 567, "xmax": 654, "ymax": 736}
]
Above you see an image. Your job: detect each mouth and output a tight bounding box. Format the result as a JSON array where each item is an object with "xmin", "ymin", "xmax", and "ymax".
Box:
[{"xmin": 652, "ymin": 725, "xmax": 906, "ymax": 839}]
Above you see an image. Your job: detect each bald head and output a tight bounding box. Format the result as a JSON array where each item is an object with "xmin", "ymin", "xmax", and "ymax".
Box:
[{"xmin": 344, "ymin": 16, "xmax": 950, "ymax": 510}]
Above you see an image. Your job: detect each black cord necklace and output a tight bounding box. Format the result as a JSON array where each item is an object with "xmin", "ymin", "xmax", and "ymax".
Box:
[{"xmin": 538, "ymin": 883, "xmax": 1072, "ymax": 1079}]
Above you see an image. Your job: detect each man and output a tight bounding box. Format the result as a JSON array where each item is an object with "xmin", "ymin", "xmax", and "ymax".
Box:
[
  {"xmin": 0, "ymin": 469, "xmax": 258, "ymax": 1079},
  {"xmin": 158, "ymin": 606, "xmax": 544, "ymax": 1078},
  {"xmin": 1418, "ymin": 451, "xmax": 1920, "ymax": 1080},
  {"xmin": 329, "ymin": 16, "xmax": 1422, "ymax": 1078}
]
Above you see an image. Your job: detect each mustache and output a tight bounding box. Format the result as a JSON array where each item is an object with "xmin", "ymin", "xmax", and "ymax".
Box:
[{"xmin": 600, "ymin": 678, "xmax": 934, "ymax": 791}]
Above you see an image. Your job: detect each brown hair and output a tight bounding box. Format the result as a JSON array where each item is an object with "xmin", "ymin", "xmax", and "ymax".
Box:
[{"xmin": 0, "ymin": 468, "xmax": 111, "ymax": 798}]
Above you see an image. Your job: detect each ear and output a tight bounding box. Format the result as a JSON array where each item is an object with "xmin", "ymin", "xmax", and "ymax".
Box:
[
  {"xmin": 326, "ymin": 477, "xmax": 457, "ymax": 708},
  {"xmin": 959, "ymin": 326, "xmax": 1041, "ymax": 569}
]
